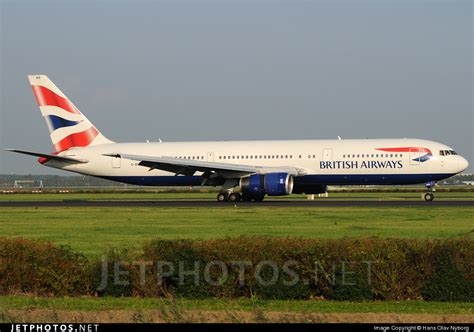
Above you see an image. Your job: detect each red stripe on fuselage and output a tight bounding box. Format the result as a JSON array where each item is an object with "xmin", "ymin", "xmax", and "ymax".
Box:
[
  {"xmin": 376, "ymin": 147, "xmax": 432, "ymax": 154},
  {"xmin": 31, "ymin": 85, "xmax": 81, "ymax": 114},
  {"xmin": 54, "ymin": 127, "xmax": 99, "ymax": 152}
]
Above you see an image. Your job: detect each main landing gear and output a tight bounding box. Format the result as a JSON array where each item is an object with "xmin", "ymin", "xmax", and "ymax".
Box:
[
  {"xmin": 422, "ymin": 181, "xmax": 436, "ymax": 202},
  {"xmin": 216, "ymin": 192, "xmax": 265, "ymax": 202}
]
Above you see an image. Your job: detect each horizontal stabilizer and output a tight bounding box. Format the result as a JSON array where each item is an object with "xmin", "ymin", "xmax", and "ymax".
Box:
[{"xmin": 6, "ymin": 149, "xmax": 88, "ymax": 164}]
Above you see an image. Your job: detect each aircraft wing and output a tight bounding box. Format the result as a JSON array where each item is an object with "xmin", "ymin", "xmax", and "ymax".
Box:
[{"xmin": 104, "ymin": 153, "xmax": 307, "ymax": 178}]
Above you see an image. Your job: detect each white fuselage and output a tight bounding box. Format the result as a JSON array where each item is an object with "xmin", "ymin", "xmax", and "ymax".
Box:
[{"xmin": 44, "ymin": 138, "xmax": 468, "ymax": 188}]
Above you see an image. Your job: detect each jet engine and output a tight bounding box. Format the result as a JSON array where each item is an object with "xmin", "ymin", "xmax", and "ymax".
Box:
[{"xmin": 240, "ymin": 172, "xmax": 294, "ymax": 196}]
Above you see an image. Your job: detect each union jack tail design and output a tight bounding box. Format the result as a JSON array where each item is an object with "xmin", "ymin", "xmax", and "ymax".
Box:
[{"xmin": 28, "ymin": 75, "xmax": 113, "ymax": 152}]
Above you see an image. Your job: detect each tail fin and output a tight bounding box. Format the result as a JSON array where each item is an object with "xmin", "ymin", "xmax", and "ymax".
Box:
[{"xmin": 28, "ymin": 75, "xmax": 113, "ymax": 152}]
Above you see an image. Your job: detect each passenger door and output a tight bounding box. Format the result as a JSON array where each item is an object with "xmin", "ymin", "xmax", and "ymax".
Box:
[{"xmin": 207, "ymin": 152, "xmax": 214, "ymax": 162}]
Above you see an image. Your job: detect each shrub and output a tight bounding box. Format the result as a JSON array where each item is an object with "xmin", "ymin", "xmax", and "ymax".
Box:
[
  {"xmin": 91, "ymin": 248, "xmax": 135, "ymax": 297},
  {"xmin": 1, "ymin": 237, "xmax": 472, "ymax": 301},
  {"xmin": 136, "ymin": 237, "xmax": 473, "ymax": 301},
  {"xmin": 422, "ymin": 239, "xmax": 474, "ymax": 301},
  {"xmin": 0, "ymin": 237, "xmax": 90, "ymax": 296},
  {"xmin": 140, "ymin": 239, "xmax": 212, "ymax": 298}
]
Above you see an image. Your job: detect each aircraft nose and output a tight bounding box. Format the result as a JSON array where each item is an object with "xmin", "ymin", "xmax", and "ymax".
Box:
[{"xmin": 458, "ymin": 156, "xmax": 469, "ymax": 172}]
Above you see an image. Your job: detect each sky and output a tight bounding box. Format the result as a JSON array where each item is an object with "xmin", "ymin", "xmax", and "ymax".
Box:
[{"xmin": 0, "ymin": 0, "xmax": 472, "ymax": 175}]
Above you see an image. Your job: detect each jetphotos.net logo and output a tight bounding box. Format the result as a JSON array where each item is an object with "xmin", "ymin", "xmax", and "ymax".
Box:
[
  {"xmin": 10, "ymin": 324, "xmax": 99, "ymax": 332},
  {"xmin": 96, "ymin": 256, "xmax": 376, "ymax": 291}
]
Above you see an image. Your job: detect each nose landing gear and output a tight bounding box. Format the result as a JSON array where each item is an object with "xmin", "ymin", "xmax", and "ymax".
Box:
[
  {"xmin": 423, "ymin": 192, "xmax": 434, "ymax": 202},
  {"xmin": 422, "ymin": 181, "xmax": 436, "ymax": 201}
]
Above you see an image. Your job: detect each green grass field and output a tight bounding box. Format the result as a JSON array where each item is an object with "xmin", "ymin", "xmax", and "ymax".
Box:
[
  {"xmin": 0, "ymin": 190, "xmax": 473, "ymax": 201},
  {"xmin": 1, "ymin": 296, "xmax": 472, "ymax": 314},
  {"xmin": 0, "ymin": 205, "xmax": 472, "ymax": 256},
  {"xmin": 1, "ymin": 193, "xmax": 472, "ymax": 322}
]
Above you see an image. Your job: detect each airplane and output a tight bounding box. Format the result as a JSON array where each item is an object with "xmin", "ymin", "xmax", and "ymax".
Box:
[{"xmin": 7, "ymin": 75, "xmax": 469, "ymax": 202}]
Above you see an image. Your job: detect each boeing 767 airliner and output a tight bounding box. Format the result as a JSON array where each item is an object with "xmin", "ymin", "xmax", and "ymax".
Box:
[{"xmin": 8, "ymin": 75, "xmax": 469, "ymax": 202}]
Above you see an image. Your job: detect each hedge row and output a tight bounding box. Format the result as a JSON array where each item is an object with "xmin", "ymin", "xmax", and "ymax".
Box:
[
  {"xmin": 0, "ymin": 238, "xmax": 90, "ymax": 296},
  {"xmin": 1, "ymin": 237, "xmax": 472, "ymax": 301}
]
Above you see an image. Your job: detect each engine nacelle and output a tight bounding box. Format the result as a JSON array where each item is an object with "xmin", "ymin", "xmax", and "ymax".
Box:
[{"xmin": 240, "ymin": 172, "xmax": 294, "ymax": 196}]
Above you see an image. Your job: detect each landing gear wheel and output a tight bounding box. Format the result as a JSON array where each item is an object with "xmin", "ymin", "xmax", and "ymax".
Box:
[
  {"xmin": 252, "ymin": 194, "xmax": 265, "ymax": 202},
  {"xmin": 423, "ymin": 192, "xmax": 434, "ymax": 202},
  {"xmin": 217, "ymin": 193, "xmax": 228, "ymax": 202},
  {"xmin": 228, "ymin": 193, "xmax": 241, "ymax": 202}
]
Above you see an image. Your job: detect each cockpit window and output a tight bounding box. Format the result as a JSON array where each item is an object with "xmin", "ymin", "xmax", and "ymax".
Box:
[{"xmin": 440, "ymin": 150, "xmax": 458, "ymax": 156}]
